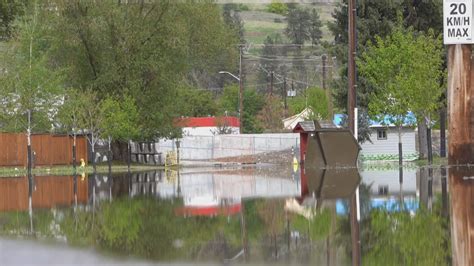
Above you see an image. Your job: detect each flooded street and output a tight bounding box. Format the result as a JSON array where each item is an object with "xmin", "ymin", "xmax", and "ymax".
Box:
[{"xmin": 0, "ymin": 164, "xmax": 466, "ymax": 265}]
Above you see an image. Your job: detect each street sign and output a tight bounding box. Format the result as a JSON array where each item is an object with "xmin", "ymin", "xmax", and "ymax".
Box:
[{"xmin": 444, "ymin": 0, "xmax": 474, "ymax": 44}]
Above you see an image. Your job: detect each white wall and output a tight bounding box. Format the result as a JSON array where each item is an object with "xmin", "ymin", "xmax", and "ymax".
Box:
[
  {"xmin": 154, "ymin": 133, "xmax": 300, "ymax": 160},
  {"xmin": 360, "ymin": 128, "xmax": 417, "ymax": 156},
  {"xmin": 361, "ymin": 168, "xmax": 417, "ymax": 196}
]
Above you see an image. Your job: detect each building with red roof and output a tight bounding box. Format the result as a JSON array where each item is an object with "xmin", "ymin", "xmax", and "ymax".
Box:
[{"xmin": 175, "ymin": 116, "xmax": 240, "ymax": 136}]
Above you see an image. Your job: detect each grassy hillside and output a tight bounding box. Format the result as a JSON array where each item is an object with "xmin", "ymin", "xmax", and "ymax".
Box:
[{"xmin": 240, "ymin": 2, "xmax": 338, "ymax": 45}]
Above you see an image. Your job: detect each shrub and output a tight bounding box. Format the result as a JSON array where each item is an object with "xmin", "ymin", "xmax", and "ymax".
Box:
[{"xmin": 267, "ymin": 1, "xmax": 288, "ymax": 15}]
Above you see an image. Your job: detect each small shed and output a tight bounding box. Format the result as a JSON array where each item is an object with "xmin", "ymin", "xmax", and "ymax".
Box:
[
  {"xmin": 292, "ymin": 121, "xmax": 316, "ymax": 164},
  {"xmin": 292, "ymin": 120, "xmax": 345, "ymax": 164}
]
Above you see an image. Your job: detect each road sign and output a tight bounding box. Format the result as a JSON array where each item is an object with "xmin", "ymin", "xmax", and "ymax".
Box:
[{"xmin": 444, "ymin": 0, "xmax": 474, "ymax": 44}]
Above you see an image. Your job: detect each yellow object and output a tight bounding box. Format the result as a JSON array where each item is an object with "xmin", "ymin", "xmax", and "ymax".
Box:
[
  {"xmin": 80, "ymin": 158, "xmax": 86, "ymax": 168},
  {"xmin": 165, "ymin": 169, "xmax": 178, "ymax": 182},
  {"xmin": 165, "ymin": 151, "xmax": 178, "ymax": 168},
  {"xmin": 292, "ymin": 157, "xmax": 299, "ymax": 173}
]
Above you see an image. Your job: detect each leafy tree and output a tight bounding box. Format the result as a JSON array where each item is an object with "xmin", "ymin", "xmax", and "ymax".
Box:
[
  {"xmin": 257, "ymin": 95, "xmax": 285, "ymax": 132},
  {"xmin": 0, "ymin": 0, "xmax": 63, "ymax": 176},
  {"xmin": 287, "ymin": 87, "xmax": 329, "ymax": 119},
  {"xmin": 76, "ymin": 90, "xmax": 103, "ymax": 173},
  {"xmin": 0, "ymin": 0, "xmax": 30, "ymax": 41},
  {"xmin": 57, "ymin": 89, "xmax": 88, "ymax": 170},
  {"xmin": 328, "ymin": 0, "xmax": 400, "ymax": 113},
  {"xmin": 328, "ymin": 0, "xmax": 444, "ymax": 146},
  {"xmin": 218, "ymin": 85, "xmax": 265, "ymax": 133},
  {"xmin": 222, "ymin": 3, "xmax": 245, "ymax": 45},
  {"xmin": 285, "ymin": 8, "xmax": 311, "ymax": 45},
  {"xmin": 176, "ymin": 86, "xmax": 218, "ymax": 117},
  {"xmin": 44, "ymin": 0, "xmax": 237, "ymax": 140},
  {"xmin": 267, "ymin": 0, "xmax": 288, "ymax": 15},
  {"xmin": 358, "ymin": 27, "xmax": 444, "ymax": 161},
  {"xmin": 101, "ymin": 95, "xmax": 140, "ymax": 171}
]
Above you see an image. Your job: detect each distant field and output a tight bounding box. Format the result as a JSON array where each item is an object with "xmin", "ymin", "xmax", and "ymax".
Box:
[{"xmin": 239, "ymin": 3, "xmax": 338, "ymax": 45}]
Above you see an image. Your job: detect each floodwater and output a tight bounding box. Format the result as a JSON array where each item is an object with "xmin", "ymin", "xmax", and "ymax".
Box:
[{"xmin": 0, "ymin": 164, "xmax": 471, "ymax": 265}]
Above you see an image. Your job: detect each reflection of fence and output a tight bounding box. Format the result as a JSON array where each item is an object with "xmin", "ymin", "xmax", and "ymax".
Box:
[
  {"xmin": 0, "ymin": 133, "xmax": 88, "ymax": 167},
  {"xmin": 0, "ymin": 176, "xmax": 88, "ymax": 211},
  {"xmin": 151, "ymin": 134, "xmax": 300, "ymax": 161}
]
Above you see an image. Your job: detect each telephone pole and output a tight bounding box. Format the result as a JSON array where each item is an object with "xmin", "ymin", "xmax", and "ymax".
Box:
[
  {"xmin": 347, "ymin": 0, "xmax": 360, "ymax": 265},
  {"xmin": 239, "ymin": 45, "xmax": 244, "ymax": 134},
  {"xmin": 270, "ymin": 71, "xmax": 274, "ymax": 96},
  {"xmin": 283, "ymin": 77, "xmax": 288, "ymax": 115}
]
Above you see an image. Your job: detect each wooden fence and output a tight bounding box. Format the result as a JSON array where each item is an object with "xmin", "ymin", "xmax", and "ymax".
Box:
[{"xmin": 0, "ymin": 133, "xmax": 88, "ymax": 167}]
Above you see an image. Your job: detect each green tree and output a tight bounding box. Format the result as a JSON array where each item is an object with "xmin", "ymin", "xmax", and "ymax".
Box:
[
  {"xmin": 222, "ymin": 3, "xmax": 245, "ymax": 45},
  {"xmin": 0, "ymin": 0, "xmax": 63, "ymax": 176},
  {"xmin": 257, "ymin": 95, "xmax": 285, "ymax": 132},
  {"xmin": 309, "ymin": 8, "xmax": 323, "ymax": 46},
  {"xmin": 77, "ymin": 90, "xmax": 103, "ymax": 173},
  {"xmin": 287, "ymin": 87, "xmax": 329, "ymax": 119},
  {"xmin": 44, "ymin": 0, "xmax": 237, "ymax": 140},
  {"xmin": 0, "ymin": 0, "xmax": 30, "ymax": 41},
  {"xmin": 328, "ymin": 0, "xmax": 443, "ymax": 146},
  {"xmin": 56, "ymin": 89, "xmax": 88, "ymax": 170},
  {"xmin": 101, "ymin": 95, "xmax": 140, "ymax": 171},
  {"xmin": 218, "ymin": 85, "xmax": 265, "ymax": 133},
  {"xmin": 267, "ymin": 0, "xmax": 288, "ymax": 15},
  {"xmin": 176, "ymin": 86, "xmax": 218, "ymax": 117},
  {"xmin": 285, "ymin": 8, "xmax": 311, "ymax": 45},
  {"xmin": 358, "ymin": 26, "xmax": 444, "ymax": 161}
]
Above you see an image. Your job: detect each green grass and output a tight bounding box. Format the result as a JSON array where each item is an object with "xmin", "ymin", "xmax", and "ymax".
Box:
[
  {"xmin": 412, "ymin": 156, "xmax": 448, "ymax": 167},
  {"xmin": 0, "ymin": 162, "xmax": 166, "ymax": 177},
  {"xmin": 240, "ymin": 3, "xmax": 337, "ymax": 45}
]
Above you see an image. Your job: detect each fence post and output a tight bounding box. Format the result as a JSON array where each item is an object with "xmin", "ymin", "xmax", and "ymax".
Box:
[{"xmin": 211, "ymin": 136, "xmax": 215, "ymax": 160}]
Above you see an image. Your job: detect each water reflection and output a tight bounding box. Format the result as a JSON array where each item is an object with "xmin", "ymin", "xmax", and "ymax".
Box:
[
  {"xmin": 0, "ymin": 165, "xmax": 458, "ymax": 265},
  {"xmin": 449, "ymin": 166, "xmax": 474, "ymax": 264}
]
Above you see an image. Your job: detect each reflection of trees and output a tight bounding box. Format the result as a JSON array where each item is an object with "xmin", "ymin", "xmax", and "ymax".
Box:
[
  {"xmin": 335, "ymin": 182, "xmax": 372, "ymax": 260},
  {"xmin": 256, "ymin": 199, "xmax": 286, "ymax": 259},
  {"xmin": 2, "ymin": 197, "xmax": 342, "ymax": 263},
  {"xmin": 0, "ymin": 210, "xmax": 55, "ymax": 238},
  {"xmin": 335, "ymin": 181, "xmax": 449, "ymax": 265},
  {"xmin": 364, "ymin": 209, "xmax": 448, "ymax": 265},
  {"xmin": 58, "ymin": 197, "xmax": 251, "ymax": 261}
]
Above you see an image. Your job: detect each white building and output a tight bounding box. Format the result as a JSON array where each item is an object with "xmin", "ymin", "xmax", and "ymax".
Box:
[{"xmin": 333, "ymin": 114, "xmax": 418, "ymax": 161}]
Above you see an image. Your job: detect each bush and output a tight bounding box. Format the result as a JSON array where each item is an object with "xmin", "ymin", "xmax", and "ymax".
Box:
[{"xmin": 267, "ymin": 1, "xmax": 288, "ymax": 15}]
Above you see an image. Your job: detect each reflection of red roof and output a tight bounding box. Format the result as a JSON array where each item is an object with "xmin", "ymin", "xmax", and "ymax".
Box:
[
  {"xmin": 175, "ymin": 117, "xmax": 240, "ymax": 127},
  {"xmin": 175, "ymin": 204, "xmax": 241, "ymax": 217}
]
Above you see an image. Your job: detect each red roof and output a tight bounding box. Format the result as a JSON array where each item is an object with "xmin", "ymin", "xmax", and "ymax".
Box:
[
  {"xmin": 175, "ymin": 204, "xmax": 242, "ymax": 217},
  {"xmin": 175, "ymin": 117, "xmax": 240, "ymax": 128}
]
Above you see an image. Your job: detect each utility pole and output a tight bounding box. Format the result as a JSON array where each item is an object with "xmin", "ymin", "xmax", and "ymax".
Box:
[
  {"xmin": 347, "ymin": 0, "xmax": 360, "ymax": 265},
  {"xmin": 270, "ymin": 71, "xmax": 274, "ymax": 96},
  {"xmin": 439, "ymin": 105, "xmax": 447, "ymax": 157},
  {"xmin": 322, "ymin": 54, "xmax": 333, "ymax": 118},
  {"xmin": 283, "ymin": 77, "xmax": 288, "ymax": 115},
  {"xmin": 322, "ymin": 54, "xmax": 327, "ymax": 91},
  {"xmin": 239, "ymin": 45, "xmax": 244, "ymax": 134},
  {"xmin": 447, "ymin": 44, "xmax": 474, "ymax": 265}
]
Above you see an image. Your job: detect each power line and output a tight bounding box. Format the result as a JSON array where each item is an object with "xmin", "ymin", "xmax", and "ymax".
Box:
[{"xmin": 245, "ymin": 54, "xmax": 324, "ymax": 61}]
